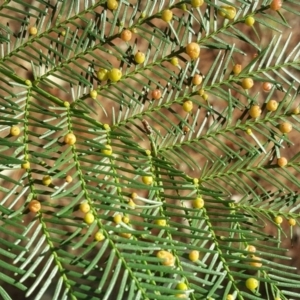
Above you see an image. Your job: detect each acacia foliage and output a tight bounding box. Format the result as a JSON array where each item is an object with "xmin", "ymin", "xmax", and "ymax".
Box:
[{"xmin": 0, "ymin": 1, "xmax": 300, "ymax": 300}]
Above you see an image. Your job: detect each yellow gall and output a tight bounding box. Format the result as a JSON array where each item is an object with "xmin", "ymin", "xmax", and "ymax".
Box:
[
  {"xmin": 151, "ymin": 89, "xmax": 162, "ymax": 100},
  {"xmin": 191, "ymin": 0, "xmax": 204, "ymax": 8},
  {"xmin": 145, "ymin": 149, "xmax": 151, "ymax": 156},
  {"xmin": 226, "ymin": 295, "xmax": 234, "ymax": 300},
  {"xmin": 270, "ymin": 0, "xmax": 282, "ymax": 11},
  {"xmin": 232, "ymin": 64, "xmax": 242, "ymax": 75},
  {"xmin": 182, "ymin": 100, "xmax": 193, "ymax": 113},
  {"xmin": 107, "ymin": 0, "xmax": 118, "ymax": 10},
  {"xmin": 42, "ymin": 175, "xmax": 52, "ymax": 186},
  {"xmin": 186, "ymin": 42, "xmax": 200, "ymax": 60},
  {"xmin": 192, "ymin": 197, "xmax": 204, "ymax": 209},
  {"xmin": 176, "ymin": 282, "xmax": 188, "ymax": 291},
  {"xmin": 192, "ymin": 74, "xmax": 203, "ymax": 85},
  {"xmin": 154, "ymin": 219, "xmax": 167, "ymax": 226},
  {"xmin": 241, "ymin": 78, "xmax": 254, "ymax": 89},
  {"xmin": 156, "ymin": 250, "xmax": 175, "ymax": 266},
  {"xmin": 134, "ymin": 51, "xmax": 146, "ymax": 64},
  {"xmin": 202, "ymin": 93, "xmax": 209, "ymax": 101},
  {"xmin": 25, "ymin": 80, "xmax": 32, "ymax": 86},
  {"xmin": 279, "ymin": 122, "xmax": 292, "ymax": 134},
  {"xmin": 245, "ymin": 278, "xmax": 258, "ymax": 291},
  {"xmin": 122, "ymin": 216, "xmax": 130, "ymax": 224},
  {"xmin": 10, "ymin": 125, "xmax": 20, "ymax": 136},
  {"xmin": 266, "ymin": 100, "xmax": 278, "ymax": 112},
  {"xmin": 61, "ymin": 30, "xmax": 66, "ymax": 36},
  {"xmin": 90, "ymin": 90, "xmax": 97, "ymax": 99},
  {"xmin": 101, "ymin": 144, "xmax": 112, "ymax": 155},
  {"xmin": 277, "ymin": 157, "xmax": 287, "ymax": 168},
  {"xmin": 79, "ymin": 202, "xmax": 90, "ymax": 213},
  {"xmin": 22, "ymin": 161, "xmax": 30, "ymax": 170},
  {"xmin": 218, "ymin": 6, "xmax": 236, "ymax": 20},
  {"xmin": 108, "ymin": 68, "xmax": 122, "ymax": 82},
  {"xmin": 94, "ymin": 231, "xmax": 105, "ymax": 241},
  {"xmin": 274, "ymin": 216, "xmax": 283, "ymax": 225},
  {"xmin": 180, "ymin": 4, "xmax": 187, "ymax": 11},
  {"xmin": 161, "ymin": 9, "xmax": 173, "ymax": 22},
  {"xmin": 63, "ymin": 101, "xmax": 70, "ymax": 107},
  {"xmin": 188, "ymin": 250, "xmax": 199, "ymax": 262},
  {"xmin": 170, "ymin": 57, "xmax": 179, "ymax": 66},
  {"xmin": 292, "ymin": 107, "xmax": 300, "ymax": 115},
  {"xmin": 29, "ymin": 27, "xmax": 38, "ymax": 35},
  {"xmin": 249, "ymin": 105, "xmax": 261, "ymax": 118},
  {"xmin": 65, "ymin": 175, "xmax": 73, "ymax": 183},
  {"xmin": 97, "ymin": 68, "xmax": 109, "ymax": 81},
  {"xmin": 119, "ymin": 232, "xmax": 132, "ymax": 239},
  {"xmin": 245, "ymin": 16, "xmax": 255, "ymax": 26},
  {"xmin": 142, "ymin": 175, "xmax": 153, "ymax": 185},
  {"xmin": 28, "ymin": 200, "xmax": 41, "ymax": 213},
  {"xmin": 198, "ymin": 89, "xmax": 205, "ymax": 96},
  {"xmin": 103, "ymin": 124, "xmax": 110, "ymax": 131},
  {"xmin": 120, "ymin": 29, "xmax": 132, "ymax": 42},
  {"xmin": 113, "ymin": 214, "xmax": 122, "ymax": 224},
  {"xmin": 262, "ymin": 82, "xmax": 272, "ymax": 92},
  {"xmin": 289, "ymin": 218, "xmax": 296, "ymax": 226},
  {"xmin": 84, "ymin": 212, "xmax": 95, "ymax": 225},
  {"xmin": 64, "ymin": 133, "xmax": 76, "ymax": 145},
  {"xmin": 128, "ymin": 199, "xmax": 136, "ymax": 209}
]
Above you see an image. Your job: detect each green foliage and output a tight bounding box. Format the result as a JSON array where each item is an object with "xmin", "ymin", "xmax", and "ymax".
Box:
[{"xmin": 1, "ymin": 0, "xmax": 300, "ymax": 299}]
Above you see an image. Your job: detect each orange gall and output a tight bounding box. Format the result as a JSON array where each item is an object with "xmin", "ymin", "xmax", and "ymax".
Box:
[
  {"xmin": 120, "ymin": 29, "xmax": 132, "ymax": 42},
  {"xmin": 64, "ymin": 133, "xmax": 76, "ymax": 145},
  {"xmin": 249, "ymin": 255, "xmax": 262, "ymax": 268},
  {"xmin": 192, "ymin": 74, "xmax": 203, "ymax": 85},
  {"xmin": 247, "ymin": 245, "xmax": 256, "ymax": 253},
  {"xmin": 277, "ymin": 157, "xmax": 287, "ymax": 168},
  {"xmin": 249, "ymin": 105, "xmax": 261, "ymax": 118},
  {"xmin": 151, "ymin": 89, "xmax": 162, "ymax": 100},
  {"xmin": 65, "ymin": 175, "xmax": 73, "ymax": 183},
  {"xmin": 28, "ymin": 200, "xmax": 41, "ymax": 213},
  {"xmin": 279, "ymin": 122, "xmax": 292, "ymax": 134},
  {"xmin": 262, "ymin": 82, "xmax": 272, "ymax": 92},
  {"xmin": 186, "ymin": 42, "xmax": 200, "ymax": 60},
  {"xmin": 156, "ymin": 250, "xmax": 175, "ymax": 266},
  {"xmin": 270, "ymin": 0, "xmax": 282, "ymax": 11},
  {"xmin": 29, "ymin": 27, "xmax": 38, "ymax": 35}
]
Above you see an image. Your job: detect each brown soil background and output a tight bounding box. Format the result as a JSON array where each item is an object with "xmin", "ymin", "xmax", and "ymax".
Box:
[{"xmin": 0, "ymin": 0, "xmax": 300, "ymax": 299}]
